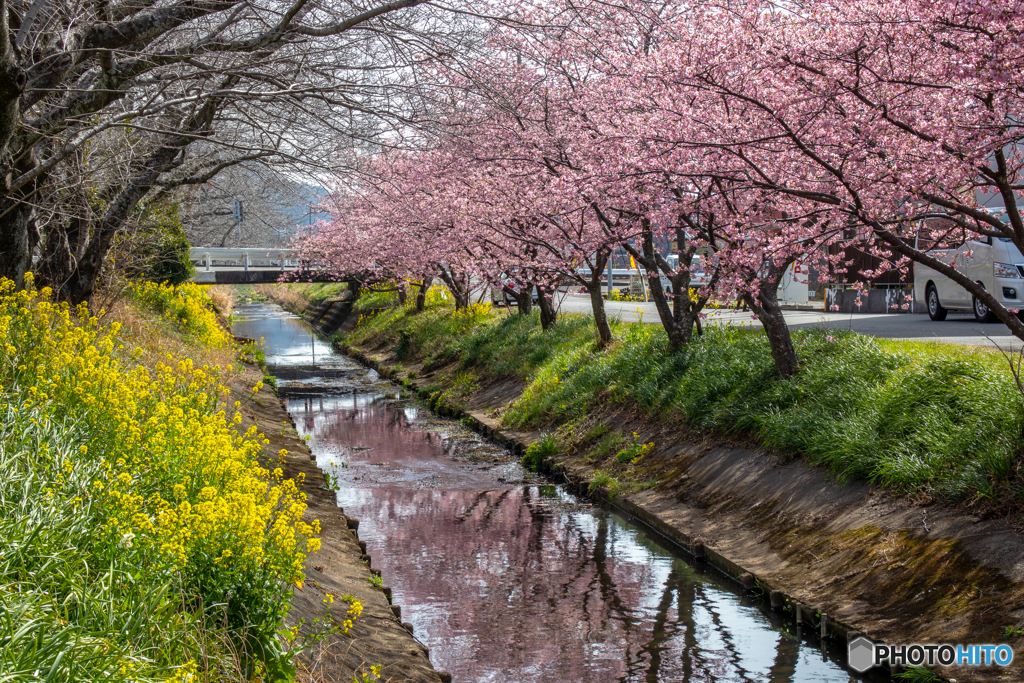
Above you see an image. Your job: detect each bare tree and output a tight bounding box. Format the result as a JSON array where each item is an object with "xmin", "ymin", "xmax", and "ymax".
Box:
[
  {"xmin": 179, "ymin": 163, "xmax": 324, "ymax": 248},
  {"xmin": 0, "ymin": 0, "xmax": 485, "ymax": 303}
]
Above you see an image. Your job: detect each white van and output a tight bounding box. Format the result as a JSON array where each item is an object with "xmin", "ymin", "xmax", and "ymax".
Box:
[{"xmin": 914, "ymin": 235, "xmax": 1024, "ymax": 322}]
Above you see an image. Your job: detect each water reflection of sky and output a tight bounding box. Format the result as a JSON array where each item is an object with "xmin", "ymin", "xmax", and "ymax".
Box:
[
  {"xmin": 236, "ymin": 304, "xmax": 866, "ymax": 683},
  {"xmin": 231, "ymin": 304, "xmax": 342, "ymax": 368}
]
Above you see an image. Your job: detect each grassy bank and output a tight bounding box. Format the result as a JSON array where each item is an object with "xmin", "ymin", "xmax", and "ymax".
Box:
[
  {"xmin": 344, "ymin": 288, "xmax": 1024, "ymax": 512},
  {"xmin": 0, "ymin": 278, "xmax": 324, "ymax": 682}
]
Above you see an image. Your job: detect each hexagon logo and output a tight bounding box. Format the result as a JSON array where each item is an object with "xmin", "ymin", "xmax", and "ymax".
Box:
[{"xmin": 848, "ymin": 636, "xmax": 876, "ymax": 673}]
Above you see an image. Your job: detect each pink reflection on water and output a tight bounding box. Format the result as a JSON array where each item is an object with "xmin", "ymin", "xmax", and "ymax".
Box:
[{"xmin": 286, "ymin": 390, "xmax": 857, "ymax": 683}]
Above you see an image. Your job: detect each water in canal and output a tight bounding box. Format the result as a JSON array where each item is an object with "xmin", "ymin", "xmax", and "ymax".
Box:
[{"xmin": 233, "ymin": 303, "xmax": 873, "ymax": 683}]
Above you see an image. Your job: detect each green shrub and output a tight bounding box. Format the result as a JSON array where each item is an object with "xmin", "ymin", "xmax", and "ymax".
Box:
[
  {"xmin": 116, "ymin": 200, "xmax": 195, "ymax": 286},
  {"xmin": 144, "ymin": 223, "xmax": 194, "ymax": 285}
]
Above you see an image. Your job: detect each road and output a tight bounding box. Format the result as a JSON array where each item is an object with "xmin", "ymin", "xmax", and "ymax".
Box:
[{"xmin": 553, "ymin": 294, "xmax": 1024, "ymax": 351}]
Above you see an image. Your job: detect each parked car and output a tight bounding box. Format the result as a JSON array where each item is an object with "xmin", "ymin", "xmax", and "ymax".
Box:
[{"xmin": 914, "ymin": 235, "xmax": 1024, "ymax": 322}]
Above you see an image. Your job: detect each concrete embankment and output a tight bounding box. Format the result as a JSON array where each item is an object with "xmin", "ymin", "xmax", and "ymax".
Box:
[
  {"xmin": 285, "ymin": 293, "xmax": 1024, "ymax": 683},
  {"xmin": 225, "ymin": 306, "xmax": 446, "ymax": 682}
]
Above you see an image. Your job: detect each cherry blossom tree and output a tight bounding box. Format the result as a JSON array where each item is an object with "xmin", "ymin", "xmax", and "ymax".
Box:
[
  {"xmin": 641, "ymin": 0, "xmax": 1024, "ymax": 341},
  {"xmin": 302, "ymin": 0, "xmax": 1024, "ymax": 377}
]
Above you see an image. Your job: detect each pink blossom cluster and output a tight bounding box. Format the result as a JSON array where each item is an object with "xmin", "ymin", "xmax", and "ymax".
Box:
[{"xmin": 297, "ymin": 0, "xmax": 1024, "ymax": 375}]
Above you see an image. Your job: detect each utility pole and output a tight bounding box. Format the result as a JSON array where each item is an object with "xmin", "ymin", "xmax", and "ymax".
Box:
[{"xmin": 234, "ymin": 200, "xmax": 243, "ymax": 247}]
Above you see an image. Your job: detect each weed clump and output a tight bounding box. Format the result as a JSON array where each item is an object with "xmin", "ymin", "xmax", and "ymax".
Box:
[
  {"xmin": 523, "ymin": 434, "xmax": 559, "ymax": 471},
  {"xmin": 615, "ymin": 436, "xmax": 654, "ymax": 464}
]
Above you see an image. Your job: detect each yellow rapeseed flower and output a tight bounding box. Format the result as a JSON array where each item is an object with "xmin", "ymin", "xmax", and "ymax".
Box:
[{"xmin": 0, "ymin": 277, "xmax": 318, "ymax": 604}]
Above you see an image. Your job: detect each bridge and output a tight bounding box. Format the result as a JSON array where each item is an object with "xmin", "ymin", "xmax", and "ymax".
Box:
[{"xmin": 188, "ymin": 248, "xmax": 342, "ymax": 284}]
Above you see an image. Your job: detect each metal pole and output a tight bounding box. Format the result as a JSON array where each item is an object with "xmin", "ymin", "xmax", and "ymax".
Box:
[
  {"xmin": 913, "ymin": 225, "xmax": 919, "ymax": 314},
  {"xmin": 635, "ymin": 260, "xmax": 648, "ymax": 302},
  {"xmin": 606, "ymin": 258, "xmax": 613, "ymax": 296}
]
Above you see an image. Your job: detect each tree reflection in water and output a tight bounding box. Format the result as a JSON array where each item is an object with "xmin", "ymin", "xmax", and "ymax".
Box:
[
  {"xmin": 233, "ymin": 301, "xmax": 862, "ymax": 683},
  {"xmin": 286, "ymin": 391, "xmax": 858, "ymax": 683}
]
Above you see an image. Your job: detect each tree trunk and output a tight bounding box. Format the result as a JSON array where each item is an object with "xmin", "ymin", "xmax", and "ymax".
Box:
[
  {"xmin": 397, "ymin": 282, "xmax": 407, "ymax": 305},
  {"xmin": 588, "ymin": 283, "xmax": 613, "ymax": 346},
  {"xmin": 414, "ymin": 278, "xmax": 431, "ymax": 313},
  {"xmin": 34, "ymin": 148, "xmax": 92, "ymax": 293},
  {"xmin": 536, "ymin": 284, "xmax": 557, "ymax": 330},
  {"xmin": 587, "ymin": 248, "xmax": 614, "ymax": 346},
  {"xmin": 622, "ymin": 222, "xmax": 711, "ymax": 352},
  {"xmin": 63, "ymin": 217, "xmax": 120, "ymax": 304},
  {"xmin": 35, "ymin": 221, "xmax": 76, "ymax": 292},
  {"xmin": 453, "ymin": 286, "xmax": 470, "ymax": 310},
  {"xmin": 0, "ymin": 0, "xmax": 25, "ymax": 167},
  {"xmin": 0, "ymin": 198, "xmax": 36, "ymax": 289},
  {"xmin": 437, "ymin": 267, "xmax": 470, "ymax": 310},
  {"xmin": 506, "ymin": 284, "xmax": 533, "ymax": 315},
  {"xmin": 0, "ymin": 137, "xmax": 43, "ymax": 290},
  {"xmin": 743, "ymin": 259, "xmax": 798, "ymax": 378}
]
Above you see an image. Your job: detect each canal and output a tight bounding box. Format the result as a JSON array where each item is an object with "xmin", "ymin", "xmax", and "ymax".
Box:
[{"xmin": 232, "ymin": 302, "xmax": 873, "ymax": 683}]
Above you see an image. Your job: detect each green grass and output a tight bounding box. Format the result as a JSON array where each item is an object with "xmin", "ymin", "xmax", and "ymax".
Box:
[
  {"xmin": 588, "ymin": 430, "xmax": 625, "ymax": 463},
  {"xmin": 349, "ymin": 296, "xmax": 595, "ymax": 379},
  {"xmin": 293, "ymin": 281, "xmax": 403, "ymax": 313},
  {"xmin": 589, "ymin": 470, "xmax": 635, "ymax": 495},
  {"xmin": 894, "ymin": 665, "xmax": 940, "ymax": 683},
  {"xmin": 353, "ymin": 287, "xmax": 401, "ymax": 313},
  {"xmin": 348, "ymin": 297, "xmax": 1024, "ymax": 508},
  {"xmin": 295, "ymin": 282, "xmax": 349, "ymax": 304}
]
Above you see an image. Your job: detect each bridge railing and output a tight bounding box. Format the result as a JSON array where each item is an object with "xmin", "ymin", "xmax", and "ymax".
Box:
[{"xmin": 189, "ymin": 248, "xmax": 300, "ymax": 273}]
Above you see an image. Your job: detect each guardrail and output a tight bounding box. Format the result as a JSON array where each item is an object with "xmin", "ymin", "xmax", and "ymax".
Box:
[{"xmin": 574, "ymin": 267, "xmax": 711, "ymax": 289}]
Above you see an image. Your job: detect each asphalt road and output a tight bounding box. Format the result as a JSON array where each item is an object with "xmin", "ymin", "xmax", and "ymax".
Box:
[{"xmin": 554, "ymin": 294, "xmax": 1024, "ymax": 351}]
